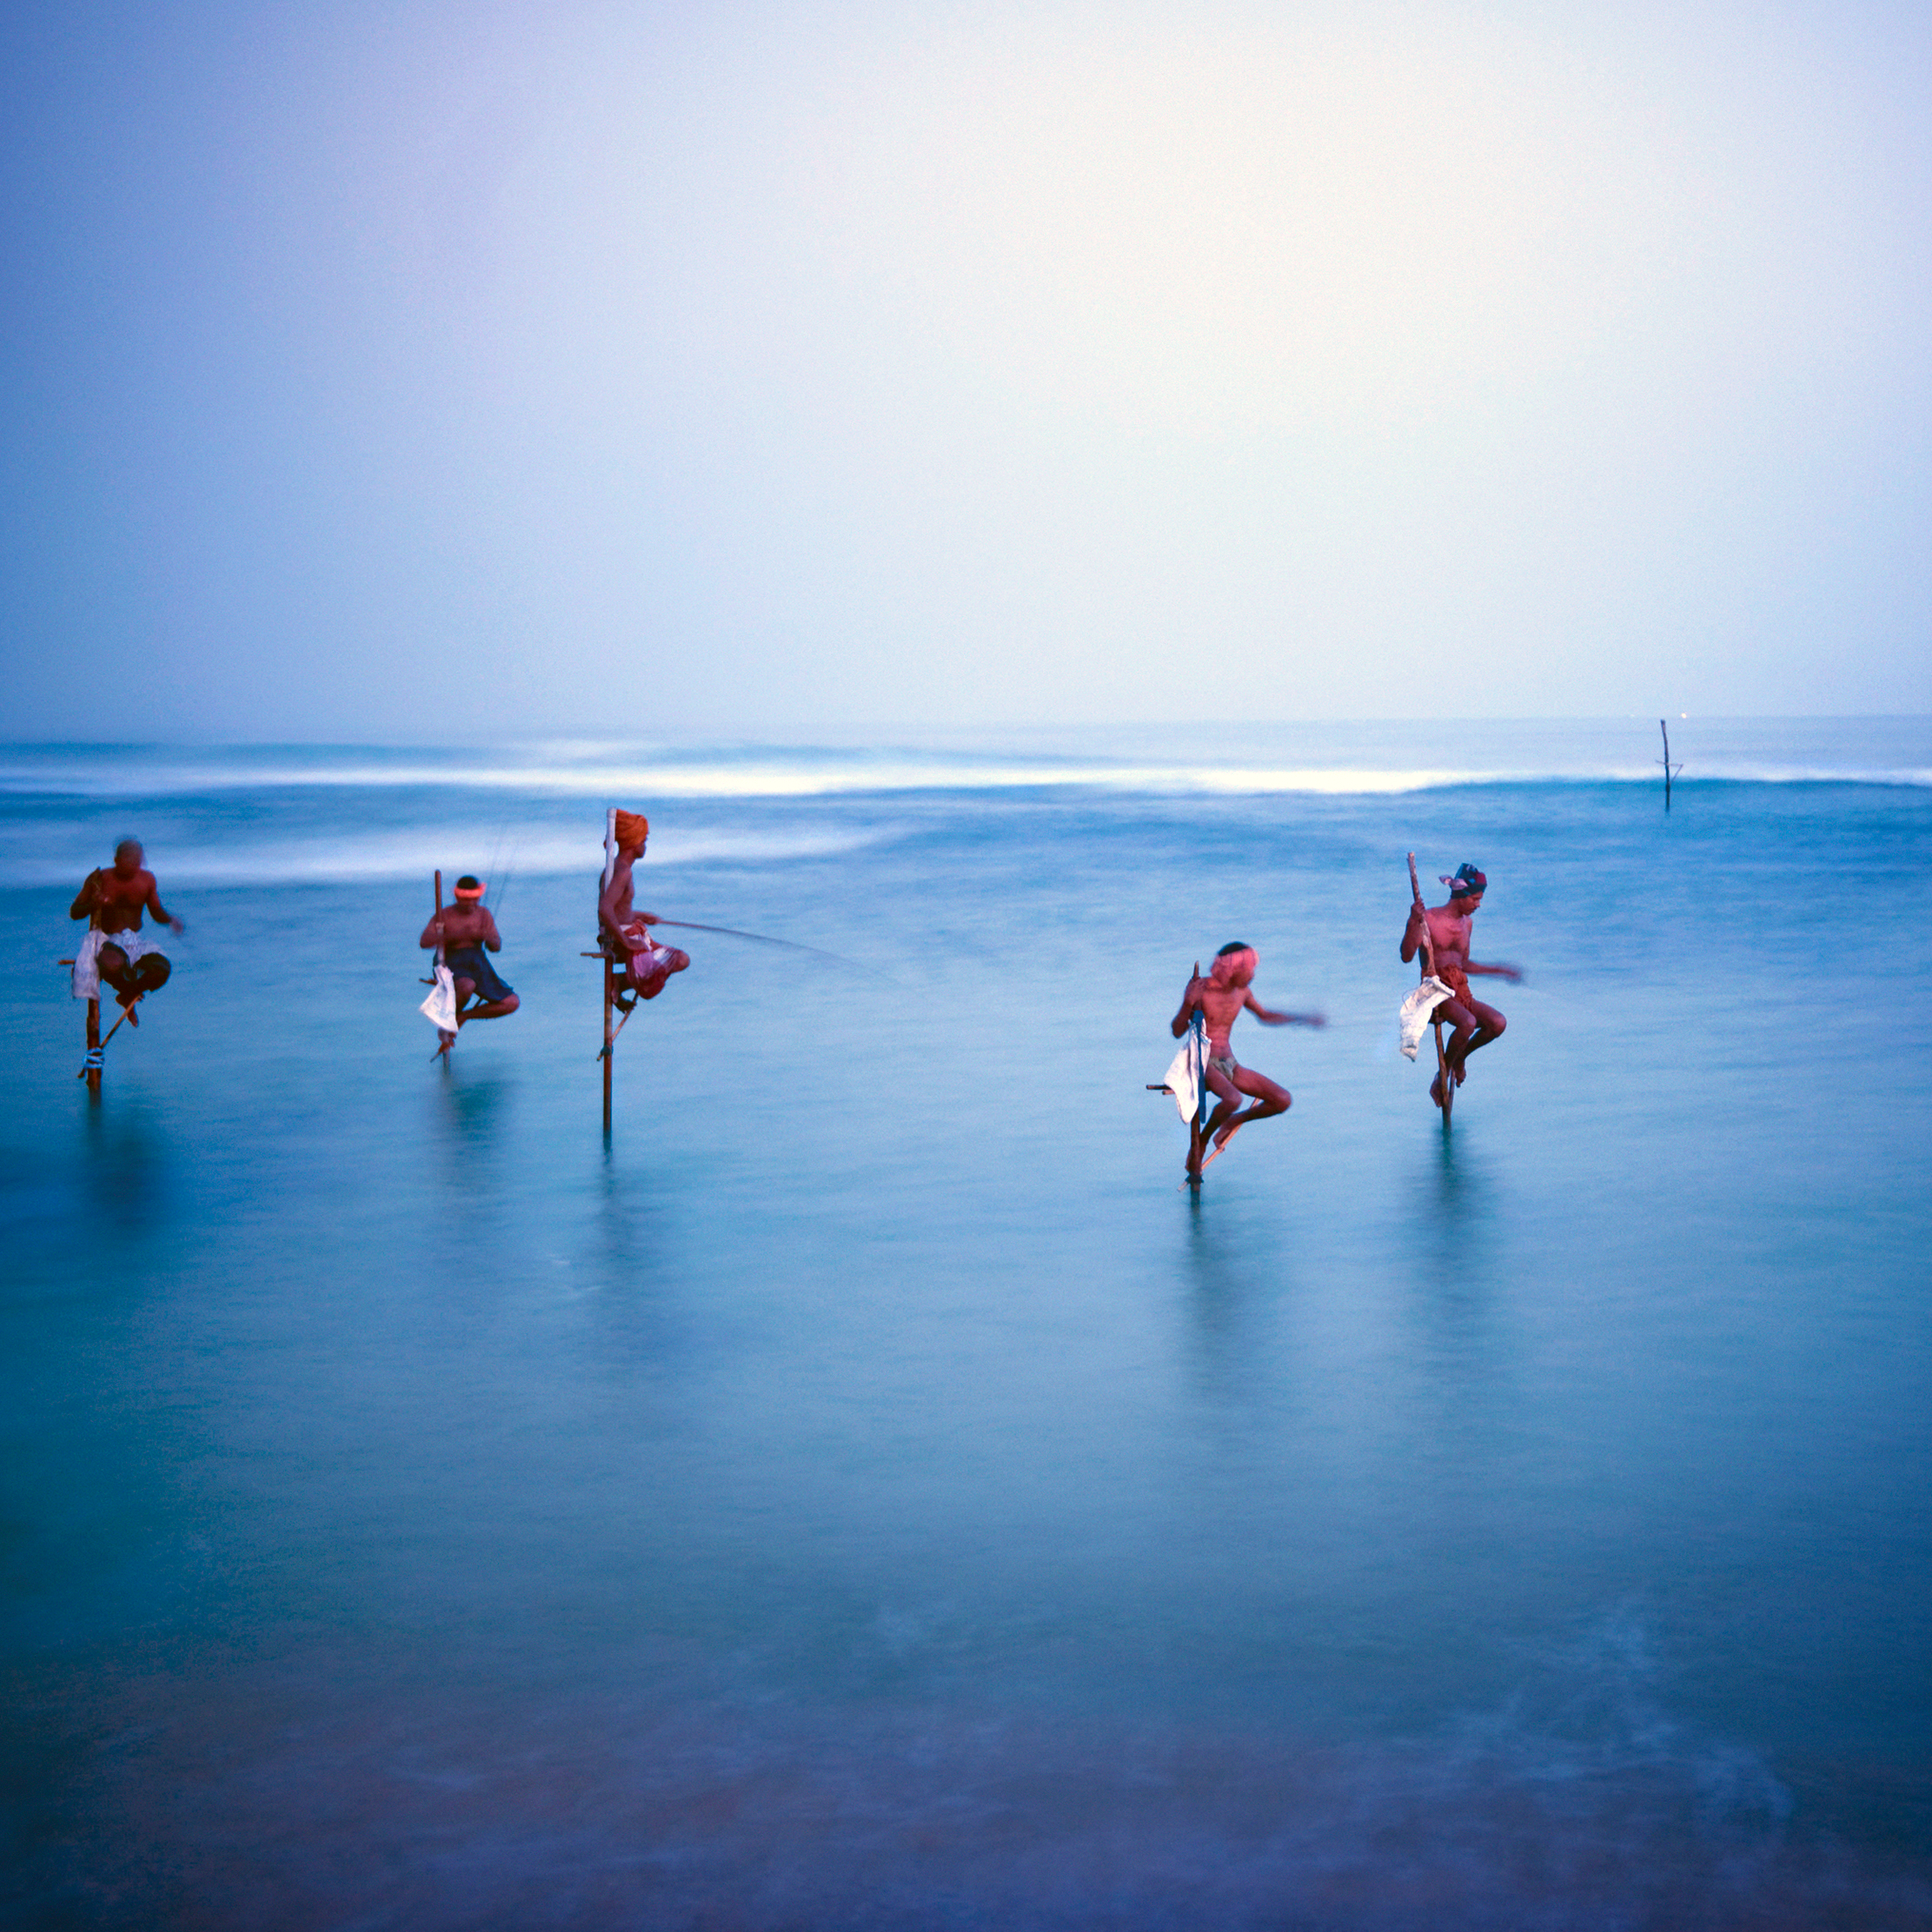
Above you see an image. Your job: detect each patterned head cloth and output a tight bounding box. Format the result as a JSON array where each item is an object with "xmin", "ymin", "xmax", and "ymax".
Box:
[
  {"xmin": 1440, "ymin": 863, "xmax": 1487, "ymax": 900},
  {"xmin": 613, "ymin": 810, "xmax": 650, "ymax": 853}
]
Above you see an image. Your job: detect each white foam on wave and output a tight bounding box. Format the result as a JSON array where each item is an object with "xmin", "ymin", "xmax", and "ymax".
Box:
[
  {"xmin": 5, "ymin": 752, "xmax": 1931, "ymax": 800},
  {"xmin": 0, "ymin": 825, "xmax": 881, "ymax": 890}
]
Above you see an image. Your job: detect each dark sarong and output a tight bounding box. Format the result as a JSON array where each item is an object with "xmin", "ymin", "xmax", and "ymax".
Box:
[{"xmin": 443, "ymin": 945, "xmax": 515, "ymax": 1004}]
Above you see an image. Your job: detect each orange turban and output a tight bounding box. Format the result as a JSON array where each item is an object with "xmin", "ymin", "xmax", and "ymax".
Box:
[{"xmin": 613, "ymin": 809, "xmax": 649, "ymax": 853}]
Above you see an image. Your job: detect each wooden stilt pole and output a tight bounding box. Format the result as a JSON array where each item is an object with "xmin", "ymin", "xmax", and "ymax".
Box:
[
  {"xmin": 1407, "ymin": 853, "xmax": 1452, "ymax": 1127},
  {"xmin": 601, "ymin": 809, "xmax": 616, "ymax": 1136},
  {"xmin": 603, "ymin": 952, "xmax": 614, "ymax": 1134},
  {"xmin": 430, "ymin": 870, "xmax": 455, "ymax": 1062},
  {"xmin": 84, "ymin": 995, "xmax": 101, "ymax": 1095},
  {"xmin": 1186, "ymin": 1008, "xmax": 1208, "ymax": 1187},
  {"xmin": 1657, "ymin": 720, "xmax": 1682, "ymax": 813}
]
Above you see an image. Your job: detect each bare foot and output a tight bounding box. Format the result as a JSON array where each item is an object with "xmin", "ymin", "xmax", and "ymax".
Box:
[
  {"xmin": 1429, "ymin": 1072, "xmax": 1444, "ymax": 1109},
  {"xmin": 1452, "ymin": 1060, "xmax": 1468, "ymax": 1086},
  {"xmin": 1201, "ymin": 1119, "xmax": 1245, "ymax": 1169},
  {"xmin": 118, "ymin": 998, "xmax": 140, "ymax": 1027}
]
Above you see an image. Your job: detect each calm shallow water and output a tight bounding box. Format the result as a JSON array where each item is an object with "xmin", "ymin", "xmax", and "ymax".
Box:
[{"xmin": 3, "ymin": 724, "xmax": 1930, "ymax": 1927}]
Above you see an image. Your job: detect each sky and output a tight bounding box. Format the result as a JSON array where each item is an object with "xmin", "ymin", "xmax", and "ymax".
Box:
[{"xmin": 1, "ymin": 0, "xmax": 1928, "ymax": 740}]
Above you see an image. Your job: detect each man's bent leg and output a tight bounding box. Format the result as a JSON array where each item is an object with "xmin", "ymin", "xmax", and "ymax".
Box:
[
  {"xmin": 97, "ymin": 942, "xmax": 158, "ymax": 1014},
  {"xmin": 1448, "ymin": 999, "xmax": 1506, "ymax": 1082},
  {"xmin": 1199, "ymin": 1066, "xmax": 1245, "ymax": 1138},
  {"xmin": 1433, "ymin": 996, "xmax": 1479, "ymax": 1089},
  {"xmin": 628, "ymin": 946, "xmax": 691, "ymax": 1002},
  {"xmin": 1212, "ymin": 1067, "xmax": 1290, "ymax": 1149},
  {"xmin": 1191, "ymin": 1066, "xmax": 1245, "ymax": 1178},
  {"xmin": 97, "ymin": 942, "xmax": 132, "ymax": 997},
  {"xmin": 458, "ymin": 993, "xmax": 520, "ymax": 1025}
]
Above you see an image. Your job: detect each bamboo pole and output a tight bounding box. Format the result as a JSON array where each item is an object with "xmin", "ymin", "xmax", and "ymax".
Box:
[
  {"xmin": 1407, "ymin": 853, "xmax": 1452, "ymax": 1125},
  {"xmin": 75, "ymin": 910, "xmax": 103, "ymax": 1092},
  {"xmin": 430, "ymin": 871, "xmax": 454, "ymax": 1061},
  {"xmin": 602, "ymin": 810, "xmax": 616, "ymax": 1136},
  {"xmin": 603, "ymin": 953, "xmax": 614, "ymax": 1134},
  {"xmin": 1187, "ymin": 1006, "xmax": 1208, "ymax": 1186}
]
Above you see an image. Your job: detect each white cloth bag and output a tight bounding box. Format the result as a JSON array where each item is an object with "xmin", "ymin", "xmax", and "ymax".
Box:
[
  {"xmin": 420, "ymin": 964, "xmax": 458, "ymax": 1032},
  {"xmin": 1160, "ymin": 1015, "xmax": 1209, "ymax": 1125},
  {"xmin": 1399, "ymin": 976, "xmax": 1457, "ymax": 1059}
]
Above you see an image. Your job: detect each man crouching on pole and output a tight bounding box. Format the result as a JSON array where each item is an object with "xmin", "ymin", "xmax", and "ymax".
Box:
[
  {"xmin": 599, "ymin": 812, "xmax": 689, "ymax": 1008},
  {"xmin": 70, "ymin": 839, "xmax": 184, "ymax": 1022}
]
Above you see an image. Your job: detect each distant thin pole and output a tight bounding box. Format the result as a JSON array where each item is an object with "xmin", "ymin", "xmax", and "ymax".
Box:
[{"xmin": 1658, "ymin": 720, "xmax": 1682, "ymax": 812}]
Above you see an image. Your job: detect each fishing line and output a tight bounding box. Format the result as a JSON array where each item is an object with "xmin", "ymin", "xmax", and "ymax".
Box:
[
  {"xmin": 489, "ymin": 826, "xmax": 526, "ymax": 922},
  {"xmin": 647, "ymin": 918, "xmax": 880, "ymax": 975}
]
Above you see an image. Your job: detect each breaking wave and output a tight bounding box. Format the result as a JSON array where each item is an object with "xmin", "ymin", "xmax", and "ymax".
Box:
[{"xmin": 2, "ymin": 731, "xmax": 1929, "ymax": 804}]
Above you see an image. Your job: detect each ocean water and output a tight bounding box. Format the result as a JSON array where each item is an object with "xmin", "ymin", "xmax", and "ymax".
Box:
[{"xmin": 3, "ymin": 720, "xmax": 1929, "ymax": 1929}]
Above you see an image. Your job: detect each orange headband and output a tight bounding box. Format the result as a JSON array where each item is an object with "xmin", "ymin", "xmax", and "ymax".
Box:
[{"xmin": 453, "ymin": 882, "xmax": 485, "ymax": 900}]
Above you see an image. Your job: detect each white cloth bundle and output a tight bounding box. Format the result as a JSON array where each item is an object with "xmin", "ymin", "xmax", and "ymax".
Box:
[
  {"xmin": 420, "ymin": 964, "xmax": 459, "ymax": 1032},
  {"xmin": 1160, "ymin": 1018, "xmax": 1209, "ymax": 1124},
  {"xmin": 1399, "ymin": 976, "xmax": 1457, "ymax": 1059},
  {"xmin": 70, "ymin": 925, "xmax": 160, "ymax": 1000}
]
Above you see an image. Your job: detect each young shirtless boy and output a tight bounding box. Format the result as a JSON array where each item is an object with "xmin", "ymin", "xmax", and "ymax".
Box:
[
  {"xmin": 1399, "ymin": 863, "xmax": 1522, "ymax": 1108},
  {"xmin": 70, "ymin": 839, "xmax": 184, "ymax": 1021},
  {"xmin": 1171, "ymin": 943, "xmax": 1325, "ymax": 1182}
]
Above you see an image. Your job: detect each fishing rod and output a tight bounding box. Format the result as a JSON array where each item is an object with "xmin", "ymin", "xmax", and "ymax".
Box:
[{"xmin": 643, "ymin": 918, "xmax": 878, "ymax": 974}]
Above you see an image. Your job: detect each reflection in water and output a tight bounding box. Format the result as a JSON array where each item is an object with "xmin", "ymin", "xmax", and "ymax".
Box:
[
  {"xmin": 1179, "ymin": 1196, "xmax": 1291, "ymax": 1414},
  {"xmin": 78, "ymin": 1097, "xmax": 176, "ymax": 1240},
  {"xmin": 1399, "ymin": 1126, "xmax": 1511, "ymax": 1414},
  {"xmin": 428, "ymin": 1071, "xmax": 511, "ymax": 1174},
  {"xmin": 6, "ymin": 754, "xmax": 1930, "ymax": 1924}
]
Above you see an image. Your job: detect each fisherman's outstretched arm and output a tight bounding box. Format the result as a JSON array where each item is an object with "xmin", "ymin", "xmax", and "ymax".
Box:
[
  {"xmin": 146, "ymin": 883, "xmax": 183, "ymax": 933},
  {"xmin": 1246, "ymin": 993, "xmax": 1327, "ymax": 1027},
  {"xmin": 479, "ymin": 909, "xmax": 503, "ymax": 952},
  {"xmin": 70, "ymin": 871, "xmax": 101, "ymax": 920},
  {"xmin": 1467, "ymin": 958, "xmax": 1524, "ymax": 983},
  {"xmin": 1171, "ymin": 963, "xmax": 1205, "ymax": 1038}
]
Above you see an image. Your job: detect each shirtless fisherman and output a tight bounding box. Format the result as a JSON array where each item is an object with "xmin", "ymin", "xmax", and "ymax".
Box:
[
  {"xmin": 1172, "ymin": 943, "xmax": 1325, "ymax": 1182},
  {"xmin": 419, "ymin": 876, "xmax": 520, "ymax": 1046},
  {"xmin": 1400, "ymin": 863, "xmax": 1522, "ymax": 1108},
  {"xmin": 598, "ymin": 811, "xmax": 688, "ymax": 1007},
  {"xmin": 70, "ymin": 840, "xmax": 184, "ymax": 1022}
]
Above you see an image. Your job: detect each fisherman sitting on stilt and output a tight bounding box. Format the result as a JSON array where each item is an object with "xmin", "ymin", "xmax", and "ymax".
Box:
[
  {"xmin": 598, "ymin": 812, "xmax": 688, "ymax": 1009},
  {"xmin": 1171, "ymin": 944, "xmax": 1325, "ymax": 1184},
  {"xmin": 420, "ymin": 876, "xmax": 519, "ymax": 1052},
  {"xmin": 1398, "ymin": 864, "xmax": 1520, "ymax": 1110},
  {"xmin": 70, "ymin": 839, "xmax": 184, "ymax": 1023}
]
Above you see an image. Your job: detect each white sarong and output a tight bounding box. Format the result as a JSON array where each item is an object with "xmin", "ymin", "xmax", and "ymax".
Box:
[
  {"xmin": 71, "ymin": 926, "xmax": 161, "ymax": 1000},
  {"xmin": 1399, "ymin": 976, "xmax": 1457, "ymax": 1059}
]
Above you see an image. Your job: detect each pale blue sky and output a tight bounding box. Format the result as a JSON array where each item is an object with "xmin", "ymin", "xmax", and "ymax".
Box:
[{"xmin": 3, "ymin": 0, "xmax": 1928, "ymax": 738}]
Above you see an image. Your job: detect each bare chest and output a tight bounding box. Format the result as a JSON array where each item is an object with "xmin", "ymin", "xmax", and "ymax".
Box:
[
  {"xmin": 1198, "ymin": 988, "xmax": 1247, "ymax": 1035},
  {"xmin": 97, "ymin": 873, "xmax": 150, "ymax": 922},
  {"xmin": 1427, "ymin": 909, "xmax": 1472, "ymax": 965},
  {"xmin": 440, "ymin": 912, "xmax": 492, "ymax": 949}
]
